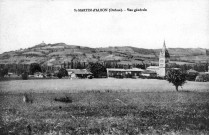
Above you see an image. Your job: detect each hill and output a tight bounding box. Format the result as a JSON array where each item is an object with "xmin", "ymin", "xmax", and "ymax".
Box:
[{"xmin": 0, "ymin": 42, "xmax": 209, "ymax": 66}]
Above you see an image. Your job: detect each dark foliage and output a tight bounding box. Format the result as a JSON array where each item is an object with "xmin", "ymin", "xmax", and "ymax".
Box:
[
  {"xmin": 0, "ymin": 68, "xmax": 8, "ymax": 78},
  {"xmin": 86, "ymin": 62, "xmax": 107, "ymax": 78},
  {"xmin": 186, "ymin": 73, "xmax": 198, "ymax": 81},
  {"xmin": 166, "ymin": 69, "xmax": 186, "ymax": 91},
  {"xmin": 57, "ymin": 68, "xmax": 68, "ymax": 79},
  {"xmin": 23, "ymin": 93, "xmax": 33, "ymax": 103},
  {"xmin": 54, "ymin": 96, "xmax": 73, "ymax": 103},
  {"xmin": 168, "ymin": 63, "xmax": 208, "ymax": 73},
  {"xmin": 196, "ymin": 74, "xmax": 209, "ymax": 82},
  {"xmin": 46, "ymin": 71, "xmax": 52, "ymax": 77},
  {"xmin": 87, "ymin": 75, "xmax": 93, "ymax": 79},
  {"xmin": 57, "ymin": 72, "xmax": 62, "ymax": 79},
  {"xmin": 21, "ymin": 71, "xmax": 28, "ymax": 80},
  {"xmin": 139, "ymin": 75, "xmax": 164, "ymax": 80},
  {"xmin": 17, "ymin": 68, "xmax": 25, "ymax": 76},
  {"xmin": 29, "ymin": 63, "xmax": 42, "ymax": 75}
]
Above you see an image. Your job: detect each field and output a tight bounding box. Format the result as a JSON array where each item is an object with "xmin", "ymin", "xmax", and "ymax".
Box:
[
  {"xmin": 0, "ymin": 79, "xmax": 209, "ymax": 135},
  {"xmin": 1, "ymin": 78, "xmax": 209, "ymax": 93}
]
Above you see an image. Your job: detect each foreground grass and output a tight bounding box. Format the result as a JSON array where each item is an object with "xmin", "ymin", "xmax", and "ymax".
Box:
[
  {"xmin": 1, "ymin": 78, "xmax": 209, "ymax": 93},
  {"xmin": 0, "ymin": 91, "xmax": 209, "ymax": 135}
]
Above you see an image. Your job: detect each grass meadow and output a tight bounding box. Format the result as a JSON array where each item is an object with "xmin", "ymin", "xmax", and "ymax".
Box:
[
  {"xmin": 0, "ymin": 78, "xmax": 209, "ymax": 135},
  {"xmin": 1, "ymin": 78, "xmax": 209, "ymax": 93}
]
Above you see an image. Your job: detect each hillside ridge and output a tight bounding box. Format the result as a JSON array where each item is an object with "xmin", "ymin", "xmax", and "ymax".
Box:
[{"xmin": 0, "ymin": 42, "xmax": 209, "ymax": 65}]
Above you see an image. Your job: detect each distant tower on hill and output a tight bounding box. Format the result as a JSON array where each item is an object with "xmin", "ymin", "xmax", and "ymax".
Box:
[
  {"xmin": 158, "ymin": 40, "xmax": 170, "ymax": 77},
  {"xmin": 40, "ymin": 41, "xmax": 46, "ymax": 46}
]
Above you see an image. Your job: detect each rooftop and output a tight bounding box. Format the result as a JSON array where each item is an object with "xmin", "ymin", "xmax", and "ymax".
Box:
[
  {"xmin": 107, "ymin": 68, "xmax": 144, "ymax": 72},
  {"xmin": 187, "ymin": 69, "xmax": 198, "ymax": 73},
  {"xmin": 142, "ymin": 70, "xmax": 157, "ymax": 74},
  {"xmin": 66, "ymin": 69, "xmax": 92, "ymax": 75},
  {"xmin": 147, "ymin": 66, "xmax": 159, "ymax": 69}
]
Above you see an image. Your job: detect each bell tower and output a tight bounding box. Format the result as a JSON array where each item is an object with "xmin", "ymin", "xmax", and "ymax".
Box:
[{"xmin": 158, "ymin": 40, "xmax": 170, "ymax": 77}]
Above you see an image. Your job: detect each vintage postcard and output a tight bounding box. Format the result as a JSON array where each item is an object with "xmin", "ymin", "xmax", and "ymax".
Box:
[{"xmin": 0, "ymin": 0, "xmax": 209, "ymax": 134}]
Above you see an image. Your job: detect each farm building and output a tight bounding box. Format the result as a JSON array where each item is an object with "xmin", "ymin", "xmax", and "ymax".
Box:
[
  {"xmin": 187, "ymin": 69, "xmax": 198, "ymax": 74},
  {"xmin": 107, "ymin": 68, "xmax": 144, "ymax": 78},
  {"xmin": 34, "ymin": 72, "xmax": 44, "ymax": 78},
  {"xmin": 66, "ymin": 69, "xmax": 92, "ymax": 78},
  {"xmin": 146, "ymin": 66, "xmax": 159, "ymax": 73},
  {"xmin": 185, "ymin": 69, "xmax": 199, "ymax": 81},
  {"xmin": 141, "ymin": 70, "xmax": 157, "ymax": 77}
]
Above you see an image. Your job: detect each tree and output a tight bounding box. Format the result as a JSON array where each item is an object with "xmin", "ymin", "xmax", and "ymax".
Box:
[
  {"xmin": 166, "ymin": 69, "xmax": 186, "ymax": 91},
  {"xmin": 22, "ymin": 71, "xmax": 28, "ymax": 80},
  {"xmin": 64, "ymin": 62, "xmax": 66, "ymax": 69},
  {"xmin": 77, "ymin": 62, "xmax": 83, "ymax": 69},
  {"xmin": 29, "ymin": 63, "xmax": 42, "ymax": 75},
  {"xmin": 17, "ymin": 68, "xmax": 24, "ymax": 76},
  {"xmin": 87, "ymin": 62, "xmax": 107, "ymax": 78},
  {"xmin": 57, "ymin": 72, "xmax": 63, "ymax": 79},
  {"xmin": 57, "ymin": 68, "xmax": 68, "ymax": 79},
  {"xmin": 0, "ymin": 68, "xmax": 8, "ymax": 78},
  {"xmin": 41, "ymin": 66, "xmax": 47, "ymax": 73}
]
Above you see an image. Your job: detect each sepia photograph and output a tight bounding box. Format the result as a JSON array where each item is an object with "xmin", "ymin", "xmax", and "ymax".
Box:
[{"xmin": 0, "ymin": 0, "xmax": 209, "ymax": 134}]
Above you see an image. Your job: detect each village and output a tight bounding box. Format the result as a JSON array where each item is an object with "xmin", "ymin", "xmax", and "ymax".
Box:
[
  {"xmin": 1, "ymin": 41, "xmax": 209, "ymax": 82},
  {"xmin": 1, "ymin": 0, "xmax": 209, "ymax": 134}
]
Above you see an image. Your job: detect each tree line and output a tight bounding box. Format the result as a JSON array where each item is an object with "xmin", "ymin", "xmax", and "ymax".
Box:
[{"xmin": 0, "ymin": 62, "xmax": 208, "ymax": 79}]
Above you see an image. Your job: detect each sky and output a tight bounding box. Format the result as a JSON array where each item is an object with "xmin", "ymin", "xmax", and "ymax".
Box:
[{"xmin": 0, "ymin": 0, "xmax": 209, "ymax": 53}]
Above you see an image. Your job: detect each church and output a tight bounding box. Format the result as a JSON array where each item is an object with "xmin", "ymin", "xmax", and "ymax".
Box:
[
  {"xmin": 106, "ymin": 41, "xmax": 170, "ymax": 78},
  {"xmin": 146, "ymin": 40, "xmax": 170, "ymax": 77}
]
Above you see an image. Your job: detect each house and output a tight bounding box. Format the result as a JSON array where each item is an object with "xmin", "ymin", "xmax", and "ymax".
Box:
[
  {"xmin": 7, "ymin": 72, "xmax": 13, "ymax": 77},
  {"xmin": 187, "ymin": 69, "xmax": 198, "ymax": 75},
  {"xmin": 146, "ymin": 66, "xmax": 159, "ymax": 73},
  {"xmin": 107, "ymin": 68, "xmax": 144, "ymax": 78},
  {"xmin": 186, "ymin": 69, "xmax": 199, "ymax": 81},
  {"xmin": 34, "ymin": 72, "xmax": 44, "ymax": 78},
  {"xmin": 66, "ymin": 69, "xmax": 92, "ymax": 78},
  {"xmin": 141, "ymin": 70, "xmax": 157, "ymax": 77}
]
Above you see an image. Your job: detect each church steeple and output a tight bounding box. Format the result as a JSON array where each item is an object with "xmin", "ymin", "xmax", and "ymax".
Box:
[
  {"xmin": 160, "ymin": 40, "xmax": 170, "ymax": 58},
  {"xmin": 158, "ymin": 40, "xmax": 170, "ymax": 77},
  {"xmin": 163, "ymin": 40, "xmax": 166, "ymax": 49}
]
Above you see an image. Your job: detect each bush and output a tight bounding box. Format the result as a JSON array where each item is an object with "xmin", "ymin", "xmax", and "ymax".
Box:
[
  {"xmin": 58, "ymin": 68, "xmax": 68, "ymax": 77},
  {"xmin": 195, "ymin": 74, "xmax": 209, "ymax": 82},
  {"xmin": 138, "ymin": 75, "xmax": 164, "ymax": 80},
  {"xmin": 54, "ymin": 96, "xmax": 73, "ymax": 103},
  {"xmin": 23, "ymin": 93, "xmax": 33, "ymax": 103},
  {"xmin": 57, "ymin": 72, "xmax": 62, "ymax": 79},
  {"xmin": 186, "ymin": 73, "xmax": 198, "ymax": 81},
  {"xmin": 114, "ymin": 75, "xmax": 124, "ymax": 79},
  {"xmin": 45, "ymin": 71, "xmax": 51, "ymax": 77},
  {"xmin": 22, "ymin": 72, "xmax": 28, "ymax": 80},
  {"xmin": 87, "ymin": 75, "xmax": 93, "ymax": 79}
]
